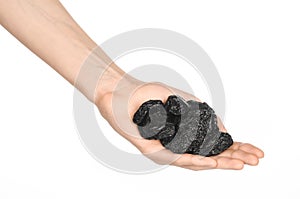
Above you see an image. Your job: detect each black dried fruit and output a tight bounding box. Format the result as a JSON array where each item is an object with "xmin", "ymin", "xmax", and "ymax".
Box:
[
  {"xmin": 205, "ymin": 132, "xmax": 233, "ymax": 156},
  {"xmin": 136, "ymin": 101, "xmax": 167, "ymax": 139},
  {"xmin": 133, "ymin": 100, "xmax": 164, "ymax": 126},
  {"xmin": 132, "ymin": 95, "xmax": 233, "ymax": 157},
  {"xmin": 154, "ymin": 123, "xmax": 176, "ymax": 139},
  {"xmin": 165, "ymin": 95, "xmax": 189, "ymax": 115}
]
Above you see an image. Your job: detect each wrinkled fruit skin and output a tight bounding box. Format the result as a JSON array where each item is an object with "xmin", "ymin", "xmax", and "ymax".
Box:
[{"xmin": 133, "ymin": 95, "xmax": 233, "ymax": 157}]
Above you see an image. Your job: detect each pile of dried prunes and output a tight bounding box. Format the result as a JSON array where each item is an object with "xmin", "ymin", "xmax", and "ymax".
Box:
[{"xmin": 133, "ymin": 95, "xmax": 233, "ymax": 156}]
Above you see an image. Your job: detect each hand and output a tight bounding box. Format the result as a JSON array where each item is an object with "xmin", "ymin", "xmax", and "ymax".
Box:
[
  {"xmin": 0, "ymin": 0, "xmax": 263, "ymax": 171},
  {"xmin": 96, "ymin": 77, "xmax": 264, "ymax": 171}
]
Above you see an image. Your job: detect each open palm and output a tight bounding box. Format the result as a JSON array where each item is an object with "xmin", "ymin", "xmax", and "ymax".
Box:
[{"xmin": 96, "ymin": 79, "xmax": 264, "ymax": 171}]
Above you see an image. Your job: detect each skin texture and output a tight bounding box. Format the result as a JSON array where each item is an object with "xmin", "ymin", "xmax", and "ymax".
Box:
[{"xmin": 0, "ymin": 0, "xmax": 264, "ymax": 170}]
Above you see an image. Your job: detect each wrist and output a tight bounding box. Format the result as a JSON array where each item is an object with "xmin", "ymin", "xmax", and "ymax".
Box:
[
  {"xmin": 95, "ymin": 63, "xmax": 125, "ymax": 101},
  {"xmin": 74, "ymin": 46, "xmax": 127, "ymax": 103}
]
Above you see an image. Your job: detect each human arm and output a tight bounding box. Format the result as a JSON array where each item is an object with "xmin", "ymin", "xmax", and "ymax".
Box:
[
  {"xmin": 0, "ymin": 0, "xmax": 264, "ymax": 170},
  {"xmin": 0, "ymin": 0, "xmax": 123, "ymax": 101}
]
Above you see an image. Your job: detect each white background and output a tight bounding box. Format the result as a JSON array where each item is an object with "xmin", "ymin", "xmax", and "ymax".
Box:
[{"xmin": 1, "ymin": 0, "xmax": 299, "ymax": 198}]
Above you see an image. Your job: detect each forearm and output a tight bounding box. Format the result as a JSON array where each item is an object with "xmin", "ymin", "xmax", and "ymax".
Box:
[{"xmin": 0, "ymin": 0, "xmax": 124, "ymax": 101}]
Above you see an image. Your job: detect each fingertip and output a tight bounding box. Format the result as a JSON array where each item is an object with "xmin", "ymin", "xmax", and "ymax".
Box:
[
  {"xmin": 230, "ymin": 159, "xmax": 245, "ymax": 170},
  {"xmin": 257, "ymin": 150, "xmax": 265, "ymax": 158},
  {"xmin": 239, "ymin": 143, "xmax": 264, "ymax": 159},
  {"xmin": 235, "ymin": 162, "xmax": 244, "ymax": 170},
  {"xmin": 248, "ymin": 154, "xmax": 260, "ymax": 166},
  {"xmin": 248, "ymin": 157, "xmax": 259, "ymax": 166}
]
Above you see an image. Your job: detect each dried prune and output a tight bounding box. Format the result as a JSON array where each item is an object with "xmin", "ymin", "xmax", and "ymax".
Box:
[
  {"xmin": 205, "ymin": 132, "xmax": 233, "ymax": 156},
  {"xmin": 132, "ymin": 95, "xmax": 233, "ymax": 157},
  {"xmin": 165, "ymin": 95, "xmax": 189, "ymax": 115},
  {"xmin": 154, "ymin": 123, "xmax": 176, "ymax": 139},
  {"xmin": 133, "ymin": 100, "xmax": 164, "ymax": 126},
  {"xmin": 136, "ymin": 101, "xmax": 167, "ymax": 139}
]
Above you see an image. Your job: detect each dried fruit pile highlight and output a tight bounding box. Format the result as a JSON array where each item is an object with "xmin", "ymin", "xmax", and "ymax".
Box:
[{"xmin": 133, "ymin": 95, "xmax": 233, "ymax": 156}]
